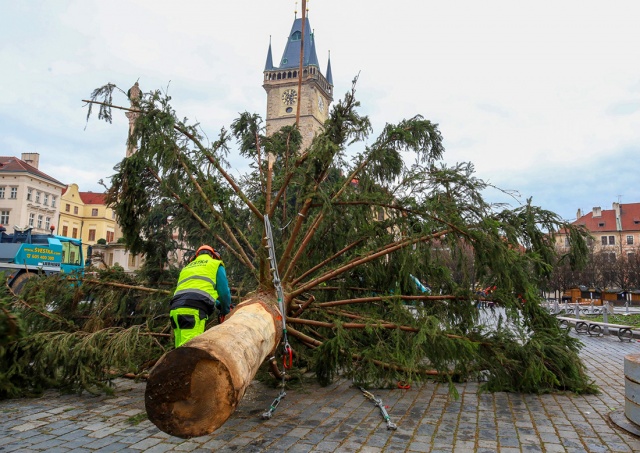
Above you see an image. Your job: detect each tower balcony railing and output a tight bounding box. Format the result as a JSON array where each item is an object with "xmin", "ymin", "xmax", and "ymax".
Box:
[{"xmin": 264, "ymin": 67, "xmax": 332, "ymax": 97}]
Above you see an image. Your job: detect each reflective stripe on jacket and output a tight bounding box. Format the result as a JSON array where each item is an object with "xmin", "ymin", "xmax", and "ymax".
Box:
[{"xmin": 173, "ymin": 254, "xmax": 223, "ymax": 304}]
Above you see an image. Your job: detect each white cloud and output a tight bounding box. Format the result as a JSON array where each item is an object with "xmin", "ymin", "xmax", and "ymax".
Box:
[{"xmin": 1, "ymin": 0, "xmax": 640, "ymax": 222}]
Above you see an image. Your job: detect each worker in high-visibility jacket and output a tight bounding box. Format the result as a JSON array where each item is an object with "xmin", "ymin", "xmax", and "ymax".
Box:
[{"xmin": 169, "ymin": 245, "xmax": 232, "ymax": 348}]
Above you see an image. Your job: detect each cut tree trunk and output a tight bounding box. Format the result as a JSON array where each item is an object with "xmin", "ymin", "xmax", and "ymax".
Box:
[{"xmin": 145, "ymin": 292, "xmax": 282, "ymax": 438}]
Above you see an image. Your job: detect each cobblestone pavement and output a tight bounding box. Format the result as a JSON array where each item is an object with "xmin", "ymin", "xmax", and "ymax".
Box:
[{"xmin": 1, "ymin": 334, "xmax": 639, "ymax": 452}]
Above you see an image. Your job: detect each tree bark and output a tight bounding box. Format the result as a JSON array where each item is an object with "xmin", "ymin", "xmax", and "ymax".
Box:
[{"xmin": 144, "ymin": 292, "xmax": 282, "ymax": 438}]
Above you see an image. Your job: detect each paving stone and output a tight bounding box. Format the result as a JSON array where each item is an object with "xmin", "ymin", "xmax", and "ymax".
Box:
[
  {"xmin": 10, "ymin": 420, "xmax": 49, "ymax": 431},
  {"xmin": 41, "ymin": 447, "xmax": 71, "ymax": 453},
  {"xmin": 128, "ymin": 436, "xmax": 163, "ymax": 450},
  {"xmin": 143, "ymin": 443, "xmax": 178, "ymax": 453},
  {"xmin": 0, "ymin": 442, "xmax": 32, "ymax": 452},
  {"xmin": 82, "ymin": 435, "xmax": 121, "ymax": 450},
  {"xmin": 1, "ymin": 334, "xmax": 640, "ymax": 452},
  {"xmin": 94, "ymin": 442, "xmax": 133, "ymax": 453}
]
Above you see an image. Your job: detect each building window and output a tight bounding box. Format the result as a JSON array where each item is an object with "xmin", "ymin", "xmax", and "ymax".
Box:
[
  {"xmin": 601, "ymin": 236, "xmax": 607, "ymax": 245},
  {"xmin": 45, "ymin": 217, "xmax": 51, "ymax": 230},
  {"xmin": 128, "ymin": 253, "xmax": 136, "ymax": 267},
  {"xmin": 72, "ymin": 227, "xmax": 78, "ymax": 238},
  {"xmin": 37, "ymin": 215, "xmax": 43, "ymax": 229},
  {"xmin": 35, "ymin": 191, "xmax": 41, "ymax": 203},
  {"xmin": 10, "ymin": 187, "xmax": 17, "ymax": 199},
  {"xmin": 106, "ymin": 231, "xmax": 114, "ymax": 242},
  {"xmin": 74, "ymin": 206, "xmax": 78, "ymax": 215},
  {"xmin": 92, "ymin": 208, "xmax": 98, "ymax": 216},
  {"xmin": 108, "ymin": 253, "xmax": 114, "ymax": 266},
  {"xmin": 0, "ymin": 187, "xmax": 5, "ymax": 199},
  {"xmin": 43, "ymin": 194, "xmax": 49, "ymax": 206},
  {"xmin": 88, "ymin": 229, "xmax": 96, "ymax": 241},
  {"xmin": 564, "ymin": 237, "xmax": 570, "ymax": 247},
  {"xmin": 62, "ymin": 226, "xmax": 68, "ymax": 236},
  {"xmin": 29, "ymin": 213, "xmax": 35, "ymax": 227},
  {"xmin": 627, "ymin": 235, "xmax": 634, "ymax": 245},
  {"xmin": 27, "ymin": 188, "xmax": 33, "ymax": 201},
  {"xmin": 51, "ymin": 196, "xmax": 56, "ymax": 208},
  {"xmin": 0, "ymin": 211, "xmax": 9, "ymax": 224},
  {"xmin": 609, "ymin": 235, "xmax": 615, "ymax": 245},
  {"xmin": 65, "ymin": 203, "xmax": 70, "ymax": 212}
]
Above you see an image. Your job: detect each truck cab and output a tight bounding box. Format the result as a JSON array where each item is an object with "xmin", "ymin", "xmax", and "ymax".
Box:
[{"xmin": 0, "ymin": 225, "xmax": 86, "ymax": 293}]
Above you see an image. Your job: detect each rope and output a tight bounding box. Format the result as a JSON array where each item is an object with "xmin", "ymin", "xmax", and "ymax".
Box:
[
  {"xmin": 261, "ymin": 214, "xmax": 292, "ymax": 420},
  {"xmin": 359, "ymin": 387, "xmax": 398, "ymax": 430}
]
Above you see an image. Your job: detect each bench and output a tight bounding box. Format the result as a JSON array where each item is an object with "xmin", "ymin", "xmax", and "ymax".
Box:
[{"xmin": 556, "ymin": 316, "xmax": 635, "ymax": 342}]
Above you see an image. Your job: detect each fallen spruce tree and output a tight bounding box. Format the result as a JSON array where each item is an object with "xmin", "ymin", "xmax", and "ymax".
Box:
[{"xmin": 0, "ymin": 79, "xmax": 595, "ymax": 438}]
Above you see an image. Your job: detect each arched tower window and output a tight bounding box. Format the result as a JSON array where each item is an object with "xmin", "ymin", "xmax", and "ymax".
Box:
[{"xmin": 291, "ymin": 31, "xmax": 301, "ymax": 41}]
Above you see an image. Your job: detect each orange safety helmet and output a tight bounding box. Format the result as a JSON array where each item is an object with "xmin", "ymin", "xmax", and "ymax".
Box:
[{"xmin": 195, "ymin": 245, "xmax": 221, "ymax": 260}]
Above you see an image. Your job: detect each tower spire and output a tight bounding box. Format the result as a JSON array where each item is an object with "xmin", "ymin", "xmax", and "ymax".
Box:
[{"xmin": 264, "ymin": 36, "xmax": 274, "ymax": 71}]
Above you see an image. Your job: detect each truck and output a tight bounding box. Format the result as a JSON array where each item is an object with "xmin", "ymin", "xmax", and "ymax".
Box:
[{"xmin": 0, "ymin": 225, "xmax": 89, "ymax": 294}]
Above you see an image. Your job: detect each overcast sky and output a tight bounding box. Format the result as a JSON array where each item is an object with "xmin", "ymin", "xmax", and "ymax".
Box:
[{"xmin": 2, "ymin": 0, "xmax": 639, "ymax": 222}]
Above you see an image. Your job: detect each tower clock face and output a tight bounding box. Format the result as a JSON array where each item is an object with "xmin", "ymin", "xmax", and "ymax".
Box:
[
  {"xmin": 282, "ymin": 89, "xmax": 297, "ymax": 105},
  {"xmin": 318, "ymin": 97, "xmax": 325, "ymax": 113}
]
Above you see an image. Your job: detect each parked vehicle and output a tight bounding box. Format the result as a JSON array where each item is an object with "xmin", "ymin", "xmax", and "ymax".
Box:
[{"xmin": 0, "ymin": 225, "xmax": 88, "ymax": 294}]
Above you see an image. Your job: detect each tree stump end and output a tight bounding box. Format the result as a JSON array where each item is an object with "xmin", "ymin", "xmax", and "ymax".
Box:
[{"xmin": 145, "ymin": 346, "xmax": 236, "ymax": 438}]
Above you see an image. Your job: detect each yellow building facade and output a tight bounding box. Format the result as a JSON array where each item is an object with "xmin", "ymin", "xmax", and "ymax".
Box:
[{"xmin": 58, "ymin": 184, "xmax": 118, "ymax": 259}]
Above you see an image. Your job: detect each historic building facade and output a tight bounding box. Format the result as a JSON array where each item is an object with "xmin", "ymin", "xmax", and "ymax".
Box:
[
  {"xmin": 555, "ymin": 202, "xmax": 640, "ymax": 259},
  {"xmin": 59, "ymin": 184, "xmax": 118, "ymax": 262},
  {"xmin": 0, "ymin": 153, "xmax": 64, "ymax": 234},
  {"xmin": 263, "ymin": 15, "xmax": 333, "ymax": 150}
]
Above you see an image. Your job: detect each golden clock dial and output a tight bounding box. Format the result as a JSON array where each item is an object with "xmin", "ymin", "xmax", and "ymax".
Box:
[{"xmin": 282, "ymin": 89, "xmax": 297, "ymax": 105}]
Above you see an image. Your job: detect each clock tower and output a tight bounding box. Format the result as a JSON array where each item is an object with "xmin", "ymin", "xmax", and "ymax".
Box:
[{"xmin": 263, "ymin": 15, "xmax": 333, "ymax": 151}]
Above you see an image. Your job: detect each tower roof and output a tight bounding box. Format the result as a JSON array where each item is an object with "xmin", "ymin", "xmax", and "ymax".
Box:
[
  {"xmin": 278, "ymin": 18, "xmax": 319, "ymax": 69},
  {"xmin": 264, "ymin": 39, "xmax": 274, "ymax": 71},
  {"xmin": 325, "ymin": 53, "xmax": 333, "ymax": 85}
]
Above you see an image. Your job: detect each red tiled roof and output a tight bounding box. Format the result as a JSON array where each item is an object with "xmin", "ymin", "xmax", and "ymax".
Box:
[
  {"xmin": 573, "ymin": 203, "xmax": 640, "ymax": 232},
  {"xmin": 620, "ymin": 203, "xmax": 640, "ymax": 230},
  {"xmin": 0, "ymin": 156, "xmax": 65, "ymax": 186},
  {"xmin": 79, "ymin": 192, "xmax": 106, "ymax": 205}
]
